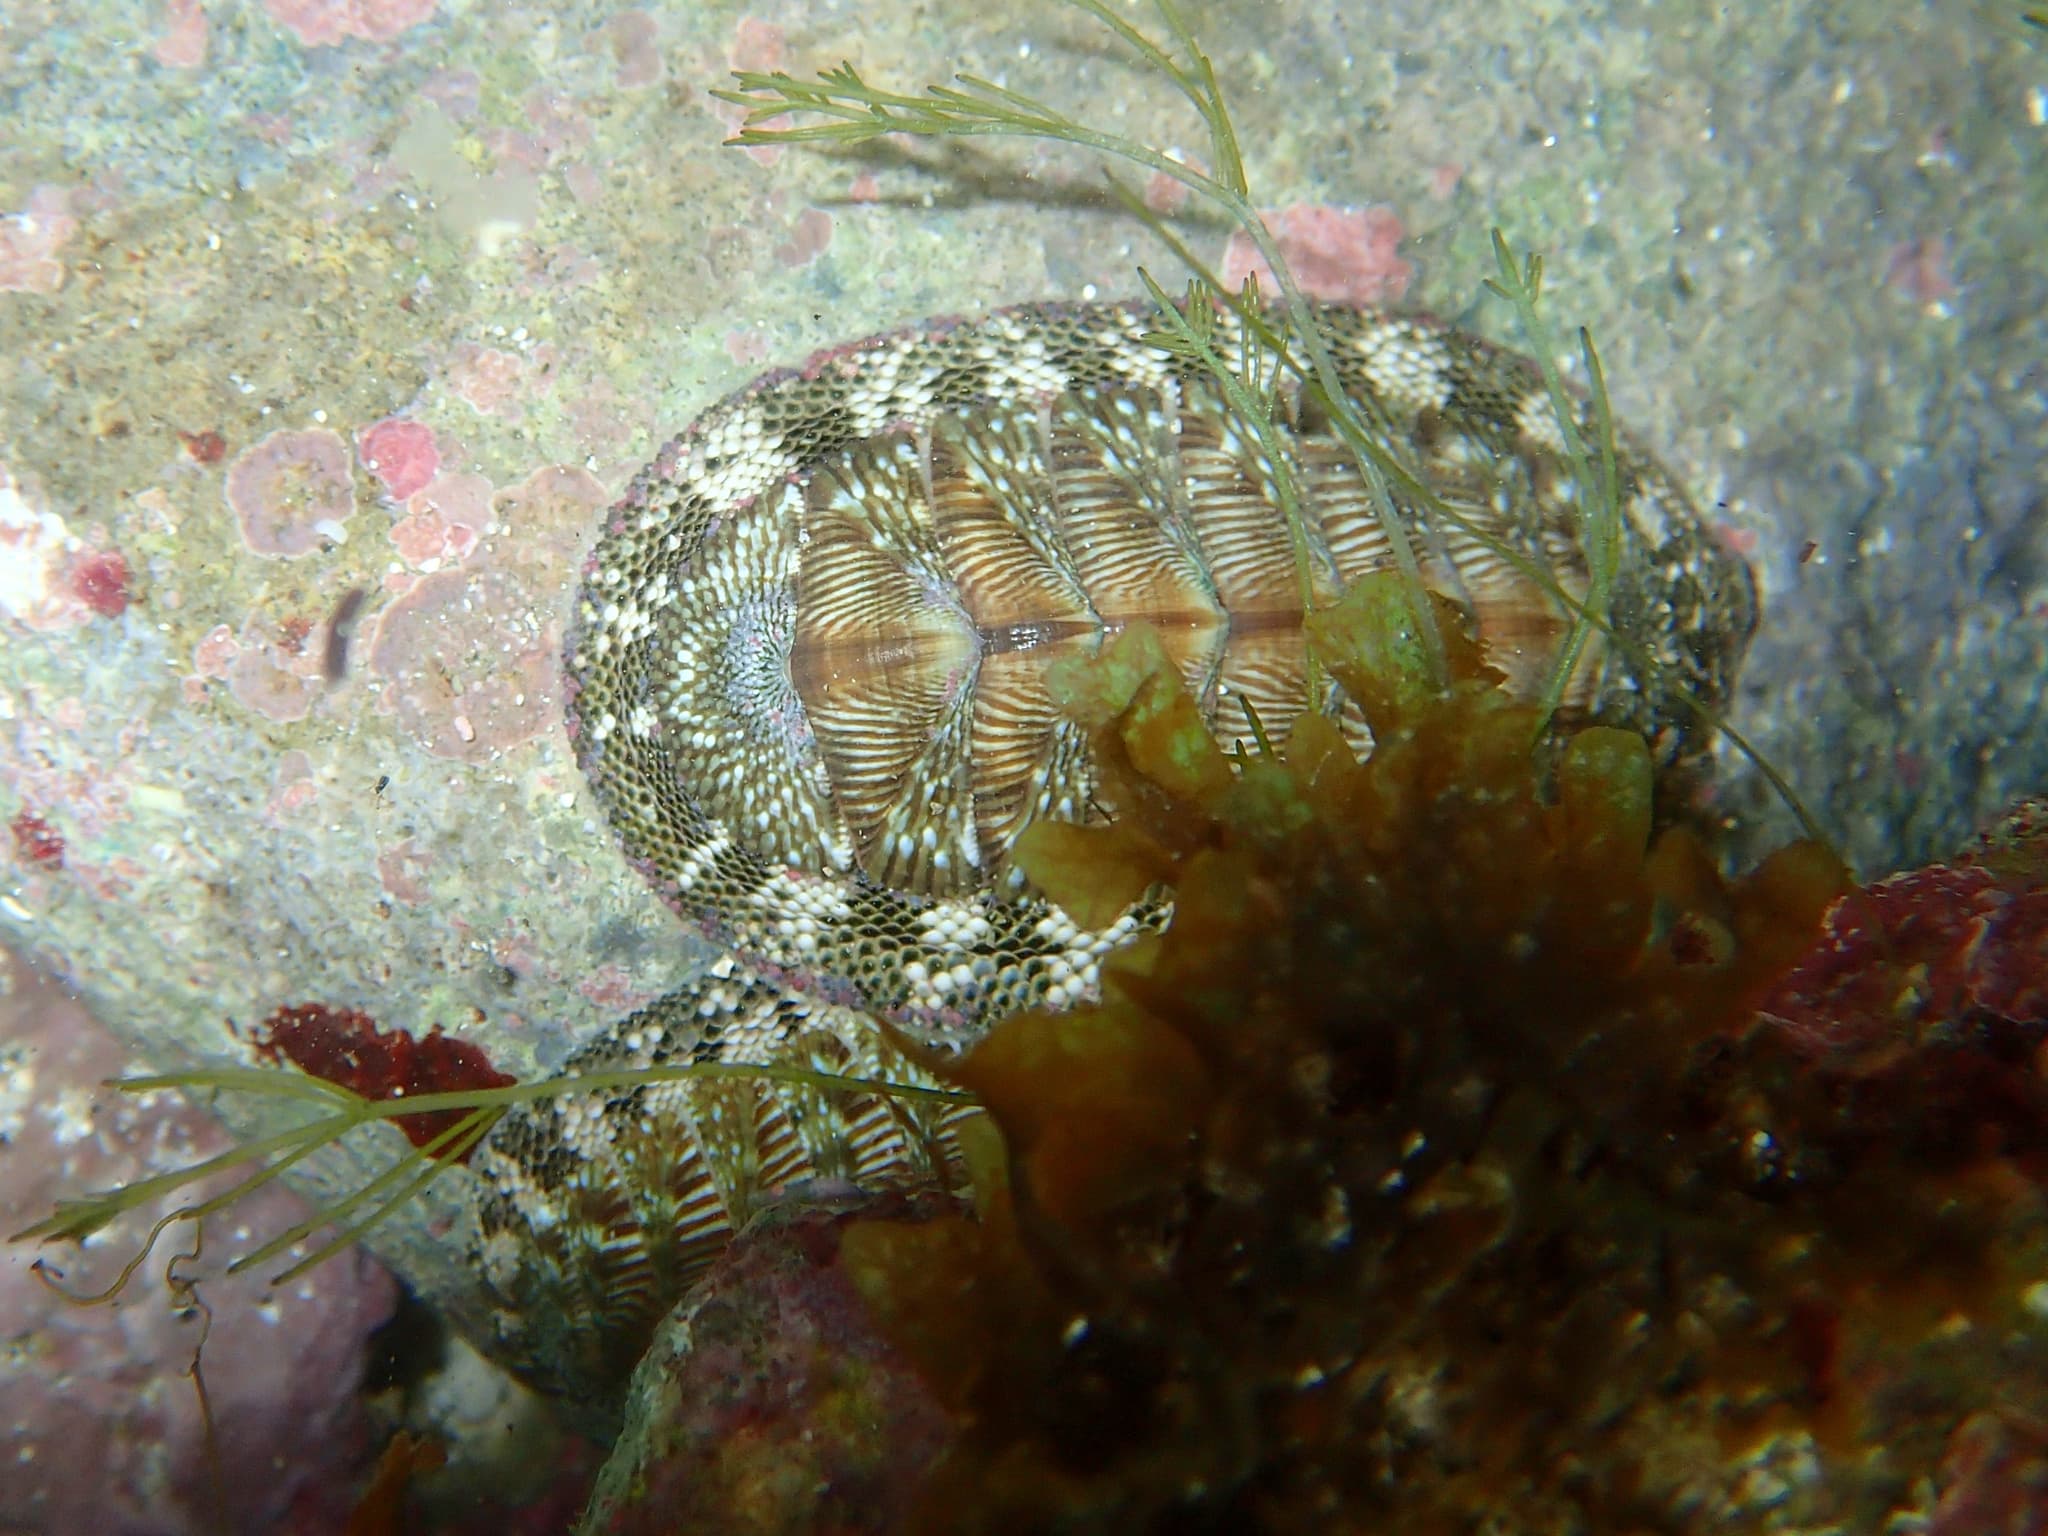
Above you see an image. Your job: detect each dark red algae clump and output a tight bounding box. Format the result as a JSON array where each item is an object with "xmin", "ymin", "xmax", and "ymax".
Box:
[
  {"xmin": 1762, "ymin": 796, "xmax": 2048, "ymax": 1049},
  {"xmin": 1756, "ymin": 795, "xmax": 2048, "ymax": 1186},
  {"xmin": 255, "ymin": 1003, "xmax": 514, "ymax": 1158},
  {"xmin": 179, "ymin": 428, "xmax": 227, "ymax": 464},
  {"xmin": 69, "ymin": 549, "xmax": 131, "ymax": 618},
  {"xmin": 835, "ymin": 573, "xmax": 2048, "ymax": 1535},
  {"xmin": 8, "ymin": 809, "xmax": 64, "ymax": 869}
]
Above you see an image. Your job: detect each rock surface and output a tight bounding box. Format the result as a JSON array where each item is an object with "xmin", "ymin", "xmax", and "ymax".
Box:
[
  {"xmin": 0, "ymin": 948, "xmax": 396, "ymax": 1535},
  {"xmin": 580, "ymin": 1195, "xmax": 960, "ymax": 1536},
  {"xmin": 0, "ymin": 0, "xmax": 2037, "ymax": 1423}
]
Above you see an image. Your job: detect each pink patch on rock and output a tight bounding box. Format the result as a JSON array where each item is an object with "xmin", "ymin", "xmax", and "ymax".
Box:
[
  {"xmin": 366, "ymin": 564, "xmax": 559, "ymax": 762},
  {"xmin": 262, "ymin": 0, "xmax": 436, "ymax": 47},
  {"xmin": 1222, "ymin": 203, "xmax": 1412, "ymax": 306},
  {"xmin": 376, "ymin": 836, "xmax": 433, "ymax": 906},
  {"xmin": 560, "ymin": 379, "xmax": 640, "ymax": 468},
  {"xmin": 490, "ymin": 464, "xmax": 609, "ymax": 564},
  {"xmin": 225, "ymin": 427, "xmax": 355, "ymax": 559},
  {"xmin": 390, "ymin": 470, "xmax": 491, "ymax": 569},
  {"xmin": 1928, "ymin": 1411, "xmax": 2048, "ymax": 1536},
  {"xmin": 223, "ymin": 615, "xmax": 324, "ymax": 722},
  {"xmin": 358, "ymin": 416, "xmax": 439, "ymax": 500},
  {"xmin": 447, "ymin": 342, "xmax": 534, "ymax": 418},
  {"xmin": 579, "ymin": 1196, "xmax": 959, "ymax": 1534},
  {"xmin": 518, "ymin": 241, "xmax": 603, "ymax": 295},
  {"xmin": 577, "ymin": 963, "xmax": 660, "ymax": 1013},
  {"xmin": 388, "ymin": 511, "xmax": 446, "ymax": 566},
  {"xmin": 265, "ymin": 749, "xmax": 321, "ymax": 822},
  {"xmin": 152, "ymin": 0, "xmax": 209, "ymax": 68},
  {"xmin": 0, "ymin": 186, "xmax": 77, "ymax": 296},
  {"xmin": 729, "ymin": 15, "xmax": 784, "ymax": 73},
  {"xmin": 228, "ymin": 648, "xmax": 319, "ymax": 722},
  {"xmin": 419, "ymin": 67, "xmax": 480, "ymax": 120},
  {"xmin": 775, "ymin": 207, "xmax": 833, "ymax": 268},
  {"xmin": 372, "ymin": 465, "xmax": 599, "ymax": 745},
  {"xmin": 605, "ymin": 10, "xmax": 664, "ymax": 89},
  {"xmin": 717, "ymin": 18, "xmax": 789, "ymax": 164},
  {"xmin": 563, "ymin": 161, "xmax": 604, "ymax": 206},
  {"xmin": 490, "ymin": 923, "xmax": 545, "ymax": 980},
  {"xmin": 1143, "ymin": 168, "xmax": 1192, "ymax": 216},
  {"xmin": 190, "ymin": 623, "xmax": 238, "ymax": 685}
]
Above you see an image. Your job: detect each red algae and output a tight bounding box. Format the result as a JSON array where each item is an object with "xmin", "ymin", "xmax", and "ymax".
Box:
[
  {"xmin": 358, "ymin": 417, "xmax": 440, "ymax": 501},
  {"xmin": 67, "ymin": 549, "xmax": 130, "ymax": 618},
  {"xmin": 225, "ymin": 426, "xmax": 355, "ymax": 558},
  {"xmin": 178, "ymin": 428, "xmax": 227, "ymax": 464},
  {"xmin": 262, "ymin": 0, "xmax": 436, "ymax": 48},
  {"xmin": 1763, "ymin": 798, "xmax": 2048, "ymax": 1045},
  {"xmin": 1754, "ymin": 796, "xmax": 2048, "ymax": 1190},
  {"xmin": 8, "ymin": 809, "xmax": 64, "ymax": 870},
  {"xmin": 255, "ymin": 1003, "xmax": 514, "ymax": 1157},
  {"xmin": 364, "ymin": 563, "xmax": 558, "ymax": 761}
]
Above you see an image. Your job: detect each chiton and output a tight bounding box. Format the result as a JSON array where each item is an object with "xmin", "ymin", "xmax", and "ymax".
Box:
[
  {"xmin": 564, "ymin": 300, "xmax": 1753, "ymax": 1038},
  {"xmin": 471, "ymin": 300, "xmax": 1755, "ymax": 1405}
]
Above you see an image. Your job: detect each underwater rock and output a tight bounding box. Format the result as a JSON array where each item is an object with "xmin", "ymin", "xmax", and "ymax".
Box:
[
  {"xmin": 578, "ymin": 1192, "xmax": 959, "ymax": 1536},
  {"xmin": 0, "ymin": 950, "xmax": 397, "ymax": 1536}
]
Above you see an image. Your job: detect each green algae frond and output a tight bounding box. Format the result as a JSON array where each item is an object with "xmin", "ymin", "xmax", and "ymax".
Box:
[{"xmin": 1483, "ymin": 231, "xmax": 1623, "ymax": 741}]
